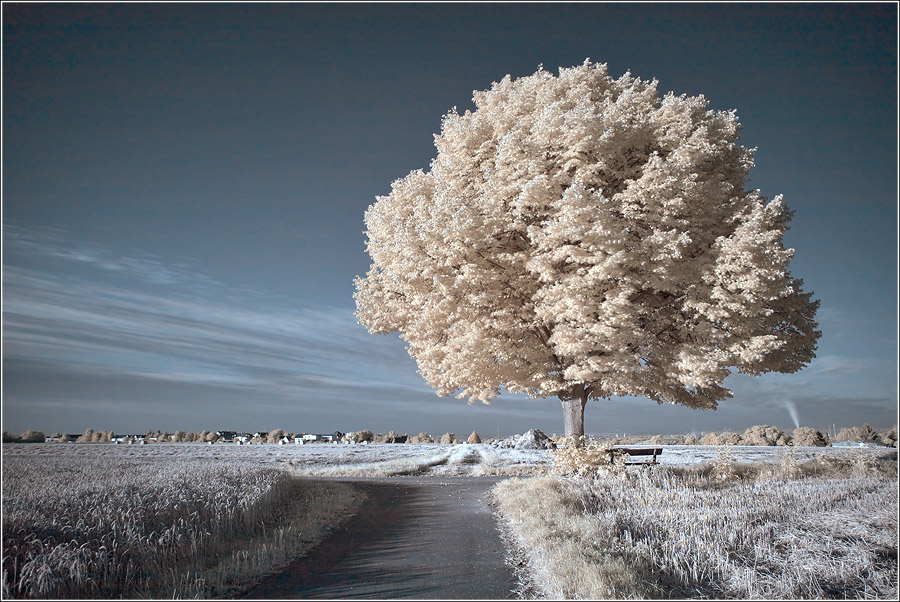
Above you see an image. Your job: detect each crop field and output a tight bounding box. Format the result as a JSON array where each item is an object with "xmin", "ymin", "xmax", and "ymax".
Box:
[
  {"xmin": 1, "ymin": 445, "xmax": 363, "ymax": 599},
  {"xmin": 1, "ymin": 442, "xmax": 896, "ymax": 599},
  {"xmin": 492, "ymin": 449, "xmax": 898, "ymax": 600}
]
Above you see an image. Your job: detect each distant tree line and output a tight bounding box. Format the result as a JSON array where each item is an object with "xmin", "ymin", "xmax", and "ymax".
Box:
[{"xmin": 2, "ymin": 424, "xmax": 896, "ymax": 447}]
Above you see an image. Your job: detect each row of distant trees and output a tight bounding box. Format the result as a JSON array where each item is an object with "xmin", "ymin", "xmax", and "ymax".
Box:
[
  {"xmin": 1, "ymin": 428, "xmax": 223, "ymax": 444},
  {"xmin": 2, "ymin": 424, "xmax": 896, "ymax": 446},
  {"xmin": 638, "ymin": 424, "xmax": 896, "ymax": 447}
]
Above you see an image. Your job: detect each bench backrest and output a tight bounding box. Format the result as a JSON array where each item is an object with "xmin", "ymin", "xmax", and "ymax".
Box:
[{"xmin": 613, "ymin": 447, "xmax": 664, "ymax": 456}]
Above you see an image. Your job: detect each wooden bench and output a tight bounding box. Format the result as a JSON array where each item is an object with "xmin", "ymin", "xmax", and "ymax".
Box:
[{"xmin": 608, "ymin": 446, "xmax": 664, "ymax": 466}]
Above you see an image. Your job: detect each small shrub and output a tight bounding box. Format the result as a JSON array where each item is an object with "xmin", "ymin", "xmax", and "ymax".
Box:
[
  {"xmin": 18, "ymin": 430, "xmax": 46, "ymax": 443},
  {"xmin": 771, "ymin": 448, "xmax": 802, "ymax": 479},
  {"xmin": 741, "ymin": 425, "xmax": 789, "ymax": 446},
  {"xmin": 712, "ymin": 446, "xmax": 737, "ymax": 480},
  {"xmin": 266, "ymin": 429, "xmax": 286, "ymax": 444},
  {"xmin": 683, "ymin": 434, "xmax": 698, "ymax": 445},
  {"xmin": 75, "ymin": 428, "xmax": 113, "ymax": 443},
  {"xmin": 552, "ymin": 439, "xmax": 630, "ymax": 477},
  {"xmin": 850, "ymin": 449, "xmax": 880, "ymax": 478},
  {"xmin": 700, "ymin": 432, "xmax": 719, "ymax": 445},
  {"xmin": 880, "ymin": 425, "xmax": 897, "ymax": 447},
  {"xmin": 837, "ymin": 424, "xmax": 879, "ymax": 442},
  {"xmin": 467, "ymin": 431, "xmax": 481, "ymax": 444},
  {"xmin": 718, "ymin": 431, "xmax": 742, "ymax": 445},
  {"xmin": 408, "ymin": 433, "xmax": 434, "ymax": 444},
  {"xmin": 382, "ymin": 431, "xmax": 407, "ymax": 443},
  {"xmin": 791, "ymin": 427, "xmax": 826, "ymax": 447},
  {"xmin": 2, "ymin": 432, "xmax": 21, "ymax": 443},
  {"xmin": 342, "ymin": 430, "xmax": 374, "ymax": 444},
  {"xmin": 440, "ymin": 433, "xmax": 455, "ymax": 444}
]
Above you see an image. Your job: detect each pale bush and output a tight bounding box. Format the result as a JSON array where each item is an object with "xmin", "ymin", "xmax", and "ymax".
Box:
[
  {"xmin": 342, "ymin": 430, "xmax": 374, "ymax": 444},
  {"xmin": 266, "ymin": 429, "xmax": 286, "ymax": 444},
  {"xmin": 382, "ymin": 431, "xmax": 407, "ymax": 443},
  {"xmin": 742, "ymin": 425, "xmax": 790, "ymax": 446},
  {"xmin": 837, "ymin": 424, "xmax": 879, "ymax": 442},
  {"xmin": 712, "ymin": 446, "xmax": 738, "ymax": 480},
  {"xmin": 440, "ymin": 433, "xmax": 455, "ymax": 444},
  {"xmin": 408, "ymin": 433, "xmax": 434, "ymax": 444},
  {"xmin": 18, "ymin": 431, "xmax": 45, "ymax": 443},
  {"xmin": 880, "ymin": 425, "xmax": 898, "ymax": 447},
  {"xmin": 552, "ymin": 435, "xmax": 579, "ymax": 448},
  {"xmin": 553, "ymin": 440, "xmax": 626, "ymax": 477},
  {"xmin": 683, "ymin": 434, "xmax": 698, "ymax": 445},
  {"xmin": 718, "ymin": 431, "xmax": 742, "ymax": 445},
  {"xmin": 467, "ymin": 431, "xmax": 481, "ymax": 444},
  {"xmin": 700, "ymin": 432, "xmax": 719, "ymax": 445},
  {"xmin": 791, "ymin": 427, "xmax": 827, "ymax": 447},
  {"xmin": 75, "ymin": 429, "xmax": 112, "ymax": 443},
  {"xmin": 649, "ymin": 435, "xmax": 664, "ymax": 445},
  {"xmin": 761, "ymin": 448, "xmax": 803, "ymax": 480}
]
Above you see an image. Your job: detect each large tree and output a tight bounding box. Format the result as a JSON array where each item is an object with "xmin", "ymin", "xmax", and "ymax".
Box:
[{"xmin": 354, "ymin": 61, "xmax": 820, "ymax": 437}]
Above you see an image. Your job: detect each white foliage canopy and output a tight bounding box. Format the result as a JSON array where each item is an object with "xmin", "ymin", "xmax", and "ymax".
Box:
[{"xmin": 355, "ymin": 61, "xmax": 820, "ymax": 412}]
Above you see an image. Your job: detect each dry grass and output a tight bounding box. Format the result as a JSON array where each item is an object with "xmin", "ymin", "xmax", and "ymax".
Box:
[
  {"xmin": 491, "ymin": 453, "xmax": 898, "ymax": 599},
  {"xmin": 2, "ymin": 455, "xmax": 362, "ymax": 599}
]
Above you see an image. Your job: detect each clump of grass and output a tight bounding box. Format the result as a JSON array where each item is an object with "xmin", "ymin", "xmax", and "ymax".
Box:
[
  {"xmin": 2, "ymin": 455, "xmax": 362, "ymax": 599},
  {"xmin": 491, "ymin": 457, "xmax": 898, "ymax": 599},
  {"xmin": 553, "ymin": 439, "xmax": 630, "ymax": 478}
]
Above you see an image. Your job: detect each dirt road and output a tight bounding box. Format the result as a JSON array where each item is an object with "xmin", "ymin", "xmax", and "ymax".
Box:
[{"xmin": 241, "ymin": 477, "xmax": 516, "ymax": 600}]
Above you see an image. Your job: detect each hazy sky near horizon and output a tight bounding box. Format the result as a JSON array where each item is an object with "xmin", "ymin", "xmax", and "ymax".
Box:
[{"xmin": 3, "ymin": 3, "xmax": 897, "ymax": 436}]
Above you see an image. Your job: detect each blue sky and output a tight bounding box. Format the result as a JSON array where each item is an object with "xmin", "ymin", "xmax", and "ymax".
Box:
[{"xmin": 2, "ymin": 3, "xmax": 897, "ymax": 436}]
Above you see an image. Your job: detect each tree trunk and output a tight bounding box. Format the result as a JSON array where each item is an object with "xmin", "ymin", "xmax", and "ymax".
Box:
[{"xmin": 559, "ymin": 383, "xmax": 588, "ymax": 437}]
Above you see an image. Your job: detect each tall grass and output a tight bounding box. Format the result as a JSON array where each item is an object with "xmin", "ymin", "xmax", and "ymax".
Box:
[
  {"xmin": 491, "ymin": 455, "xmax": 898, "ymax": 599},
  {"xmin": 2, "ymin": 455, "xmax": 362, "ymax": 599}
]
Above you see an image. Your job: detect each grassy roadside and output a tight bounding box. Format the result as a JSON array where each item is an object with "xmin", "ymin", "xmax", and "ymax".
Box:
[
  {"xmin": 490, "ymin": 455, "xmax": 898, "ymax": 599},
  {"xmin": 168, "ymin": 478, "xmax": 364, "ymax": 599}
]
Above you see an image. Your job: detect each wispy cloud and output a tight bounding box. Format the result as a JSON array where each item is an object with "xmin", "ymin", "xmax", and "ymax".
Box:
[
  {"xmin": 4, "ymin": 223, "xmax": 228, "ymax": 288},
  {"xmin": 2, "ymin": 225, "xmax": 430, "ymax": 416},
  {"xmin": 3, "ymin": 223, "xmax": 895, "ymax": 435}
]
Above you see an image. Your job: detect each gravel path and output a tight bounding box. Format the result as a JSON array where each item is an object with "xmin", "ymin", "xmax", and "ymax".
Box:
[{"xmin": 241, "ymin": 477, "xmax": 516, "ymax": 600}]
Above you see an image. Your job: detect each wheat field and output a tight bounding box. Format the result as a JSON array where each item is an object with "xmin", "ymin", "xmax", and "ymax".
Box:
[{"xmin": 1, "ymin": 452, "xmax": 362, "ymax": 599}]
